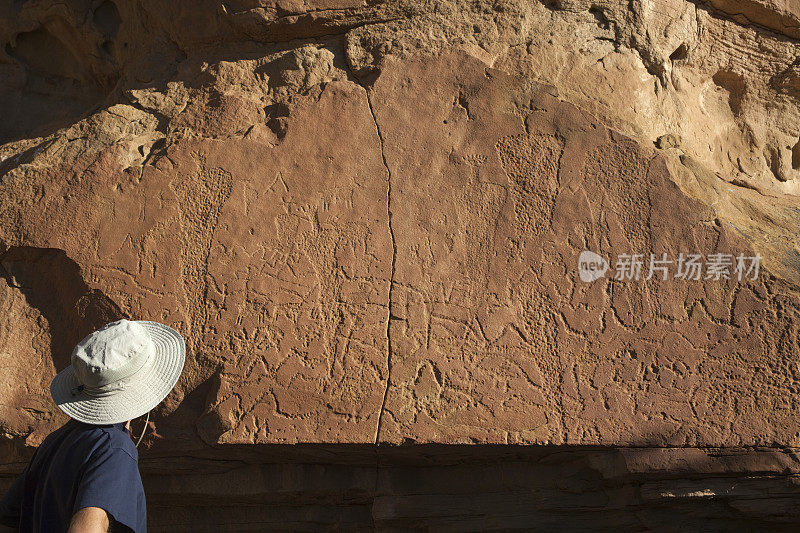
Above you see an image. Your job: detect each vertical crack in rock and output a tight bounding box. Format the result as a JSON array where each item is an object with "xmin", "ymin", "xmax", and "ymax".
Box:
[{"xmin": 364, "ymin": 92, "xmax": 395, "ymax": 446}]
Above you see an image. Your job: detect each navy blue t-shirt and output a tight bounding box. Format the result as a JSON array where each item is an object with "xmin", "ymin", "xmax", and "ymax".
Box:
[{"xmin": 0, "ymin": 419, "xmax": 146, "ymax": 532}]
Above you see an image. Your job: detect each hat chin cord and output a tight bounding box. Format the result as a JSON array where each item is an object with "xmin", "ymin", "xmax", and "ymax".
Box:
[{"xmin": 135, "ymin": 411, "xmax": 150, "ymax": 448}]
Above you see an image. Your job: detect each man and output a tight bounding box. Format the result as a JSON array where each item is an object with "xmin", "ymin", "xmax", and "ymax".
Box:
[{"xmin": 0, "ymin": 319, "xmax": 186, "ymax": 532}]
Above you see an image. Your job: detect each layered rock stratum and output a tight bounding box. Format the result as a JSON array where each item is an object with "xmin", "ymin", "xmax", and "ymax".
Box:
[{"xmin": 1, "ymin": 0, "xmax": 799, "ymax": 530}]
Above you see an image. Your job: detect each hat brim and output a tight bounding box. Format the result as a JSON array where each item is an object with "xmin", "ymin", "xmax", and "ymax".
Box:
[{"xmin": 50, "ymin": 321, "xmax": 186, "ymax": 425}]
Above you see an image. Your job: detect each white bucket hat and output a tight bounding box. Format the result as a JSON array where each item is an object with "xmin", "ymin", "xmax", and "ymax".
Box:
[{"xmin": 50, "ymin": 319, "xmax": 186, "ymax": 425}]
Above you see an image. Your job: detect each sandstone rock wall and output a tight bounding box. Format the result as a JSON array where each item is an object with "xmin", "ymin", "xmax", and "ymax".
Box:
[{"xmin": 1, "ymin": 0, "xmax": 799, "ymax": 529}]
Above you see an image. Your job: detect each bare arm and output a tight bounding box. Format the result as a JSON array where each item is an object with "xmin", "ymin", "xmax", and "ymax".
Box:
[{"xmin": 68, "ymin": 507, "xmax": 109, "ymax": 533}]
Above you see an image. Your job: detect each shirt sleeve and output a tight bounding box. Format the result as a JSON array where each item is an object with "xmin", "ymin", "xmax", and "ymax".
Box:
[
  {"xmin": 0, "ymin": 462, "xmax": 28, "ymax": 527},
  {"xmin": 74, "ymin": 444, "xmax": 145, "ymax": 533}
]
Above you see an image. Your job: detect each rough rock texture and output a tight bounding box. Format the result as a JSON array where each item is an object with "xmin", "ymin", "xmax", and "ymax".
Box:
[{"xmin": 1, "ymin": 0, "xmax": 800, "ymax": 529}]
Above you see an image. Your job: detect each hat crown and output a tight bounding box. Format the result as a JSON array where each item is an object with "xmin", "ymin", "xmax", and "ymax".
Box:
[{"xmin": 72, "ymin": 319, "xmax": 155, "ymax": 388}]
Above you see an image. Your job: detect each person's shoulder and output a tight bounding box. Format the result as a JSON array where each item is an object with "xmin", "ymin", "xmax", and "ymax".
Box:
[
  {"xmin": 40, "ymin": 419, "xmax": 82, "ymax": 443},
  {"xmin": 87, "ymin": 423, "xmax": 138, "ymax": 462},
  {"xmin": 99, "ymin": 424, "xmax": 138, "ymax": 461},
  {"xmin": 34, "ymin": 419, "xmax": 86, "ymax": 456}
]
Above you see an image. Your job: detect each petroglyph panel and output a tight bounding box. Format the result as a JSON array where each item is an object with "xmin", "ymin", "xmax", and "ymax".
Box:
[
  {"xmin": 370, "ymin": 52, "xmax": 800, "ymax": 446},
  {"xmin": 0, "ymin": 81, "xmax": 391, "ymax": 444},
  {"xmin": 0, "ymin": 48, "xmax": 798, "ymax": 448},
  {"xmin": 167, "ymin": 82, "xmax": 392, "ymax": 444}
]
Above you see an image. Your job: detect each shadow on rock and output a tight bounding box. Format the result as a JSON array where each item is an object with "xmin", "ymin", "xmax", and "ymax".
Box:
[{"xmin": 0, "ymin": 246, "xmax": 125, "ymax": 371}]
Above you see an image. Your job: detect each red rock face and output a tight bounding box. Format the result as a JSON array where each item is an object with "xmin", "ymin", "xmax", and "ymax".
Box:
[
  {"xmin": 1, "ymin": 51, "xmax": 797, "ymax": 450},
  {"xmin": 189, "ymin": 81, "xmax": 392, "ymax": 444},
  {"xmin": 1, "ymin": 80, "xmax": 393, "ymax": 445},
  {"xmin": 369, "ymin": 52, "xmax": 800, "ymax": 446}
]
